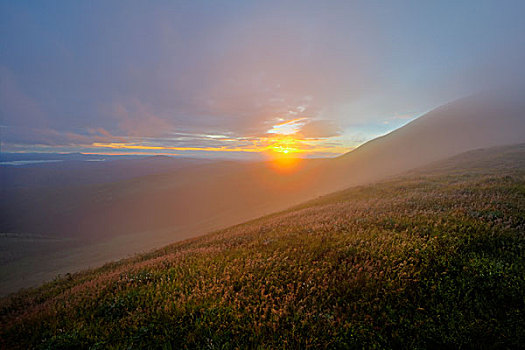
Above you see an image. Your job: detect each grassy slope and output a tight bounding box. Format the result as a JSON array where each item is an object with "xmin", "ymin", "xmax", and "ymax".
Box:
[{"xmin": 1, "ymin": 144, "xmax": 524, "ymax": 349}]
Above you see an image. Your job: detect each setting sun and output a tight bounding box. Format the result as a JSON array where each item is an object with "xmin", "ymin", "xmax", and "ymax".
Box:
[
  {"xmin": 266, "ymin": 135, "xmax": 302, "ymax": 155},
  {"xmin": 263, "ymin": 135, "xmax": 304, "ymax": 172}
]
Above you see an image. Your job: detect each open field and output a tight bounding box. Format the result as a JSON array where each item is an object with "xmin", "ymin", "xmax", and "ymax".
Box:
[{"xmin": 1, "ymin": 144, "xmax": 524, "ymax": 348}]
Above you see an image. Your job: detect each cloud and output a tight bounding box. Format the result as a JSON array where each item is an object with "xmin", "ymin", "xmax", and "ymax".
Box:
[
  {"xmin": 113, "ymin": 99, "xmax": 173, "ymax": 137},
  {"xmin": 297, "ymin": 120, "xmax": 342, "ymax": 139},
  {"xmin": 0, "ymin": 66, "xmax": 46, "ymax": 128},
  {"xmin": 2, "ymin": 126, "xmax": 125, "ymax": 147}
]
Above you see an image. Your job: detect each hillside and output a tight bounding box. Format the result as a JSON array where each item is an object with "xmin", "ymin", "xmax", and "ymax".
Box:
[
  {"xmin": 2, "ymin": 143, "xmax": 524, "ymax": 348},
  {"xmin": 325, "ymin": 91, "xmax": 525, "ymax": 189},
  {"xmin": 2, "ymin": 92, "xmax": 525, "ymax": 296}
]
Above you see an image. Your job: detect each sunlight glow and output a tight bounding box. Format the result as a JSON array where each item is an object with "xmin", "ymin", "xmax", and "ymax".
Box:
[
  {"xmin": 90, "ymin": 120, "xmax": 352, "ymax": 162},
  {"xmin": 268, "ymin": 155, "xmax": 302, "ymax": 173},
  {"xmin": 266, "ymin": 135, "xmax": 302, "ymax": 155},
  {"xmin": 263, "ymin": 135, "xmax": 304, "ymax": 172}
]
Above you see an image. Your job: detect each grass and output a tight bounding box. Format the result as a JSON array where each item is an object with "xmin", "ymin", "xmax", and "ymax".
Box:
[{"xmin": 1, "ymin": 145, "xmax": 524, "ymax": 349}]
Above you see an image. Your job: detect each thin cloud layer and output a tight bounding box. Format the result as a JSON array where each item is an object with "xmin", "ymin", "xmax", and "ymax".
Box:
[{"xmin": 298, "ymin": 120, "xmax": 342, "ymax": 139}]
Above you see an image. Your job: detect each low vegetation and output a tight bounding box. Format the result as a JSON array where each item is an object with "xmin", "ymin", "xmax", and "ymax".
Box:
[{"xmin": 1, "ymin": 145, "xmax": 524, "ymax": 349}]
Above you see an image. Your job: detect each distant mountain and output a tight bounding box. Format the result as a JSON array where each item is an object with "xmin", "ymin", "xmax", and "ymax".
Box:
[
  {"xmin": 0, "ymin": 156, "xmax": 214, "ymax": 188},
  {"xmin": 0, "ymin": 152, "xmax": 139, "ymax": 163}
]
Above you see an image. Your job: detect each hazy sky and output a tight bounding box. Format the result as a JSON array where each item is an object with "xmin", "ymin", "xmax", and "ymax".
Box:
[{"xmin": 1, "ymin": 0, "xmax": 525, "ymax": 158}]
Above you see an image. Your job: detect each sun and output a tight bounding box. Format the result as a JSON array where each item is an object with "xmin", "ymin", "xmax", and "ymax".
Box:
[
  {"xmin": 264, "ymin": 135, "xmax": 304, "ymax": 172},
  {"xmin": 267, "ymin": 135, "xmax": 301, "ymax": 155},
  {"xmin": 269, "ymin": 144, "xmax": 299, "ymax": 155}
]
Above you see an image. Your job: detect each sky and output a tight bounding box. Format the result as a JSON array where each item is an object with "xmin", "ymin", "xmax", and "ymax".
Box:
[{"xmin": 1, "ymin": 0, "xmax": 525, "ymax": 159}]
